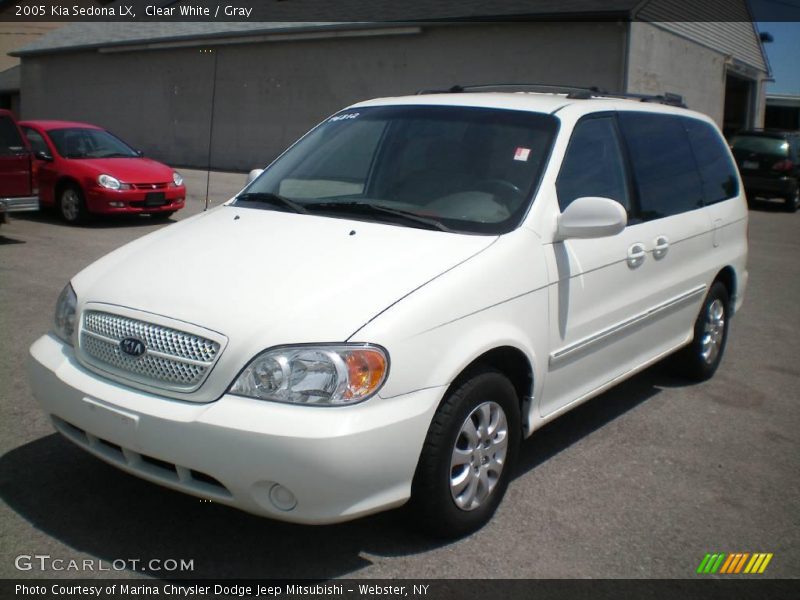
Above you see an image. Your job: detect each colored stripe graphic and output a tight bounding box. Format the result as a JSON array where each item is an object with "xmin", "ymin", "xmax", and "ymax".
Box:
[{"xmin": 699, "ymin": 552, "xmax": 773, "ymax": 574}]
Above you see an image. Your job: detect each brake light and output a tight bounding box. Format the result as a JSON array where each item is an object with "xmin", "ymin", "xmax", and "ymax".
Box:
[{"xmin": 772, "ymin": 159, "xmax": 794, "ymax": 172}]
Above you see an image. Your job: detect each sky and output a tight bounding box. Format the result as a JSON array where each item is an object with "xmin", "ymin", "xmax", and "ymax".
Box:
[{"xmin": 756, "ymin": 21, "xmax": 800, "ymax": 94}]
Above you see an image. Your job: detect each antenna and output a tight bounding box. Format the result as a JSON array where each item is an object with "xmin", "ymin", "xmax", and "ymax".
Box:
[{"xmin": 204, "ymin": 48, "xmax": 219, "ymax": 212}]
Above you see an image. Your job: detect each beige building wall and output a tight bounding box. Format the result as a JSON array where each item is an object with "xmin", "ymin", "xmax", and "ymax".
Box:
[
  {"xmin": 626, "ymin": 21, "xmax": 768, "ymax": 130},
  {"xmin": 0, "ymin": 23, "xmax": 63, "ymax": 72},
  {"xmin": 20, "ymin": 22, "xmax": 628, "ymax": 170},
  {"xmin": 626, "ymin": 22, "xmax": 728, "ymax": 124}
]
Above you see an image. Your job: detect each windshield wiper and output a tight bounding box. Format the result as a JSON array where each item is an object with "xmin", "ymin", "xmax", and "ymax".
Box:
[
  {"xmin": 309, "ymin": 201, "xmax": 451, "ymax": 232},
  {"xmin": 98, "ymin": 152, "xmax": 134, "ymax": 158},
  {"xmin": 235, "ymin": 192, "xmax": 309, "ymax": 214}
]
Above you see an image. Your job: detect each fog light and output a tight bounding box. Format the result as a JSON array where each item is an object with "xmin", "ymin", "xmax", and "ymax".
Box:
[
  {"xmin": 269, "ymin": 483, "xmax": 297, "ymax": 511},
  {"xmin": 109, "ymin": 201, "xmax": 125, "ymax": 208}
]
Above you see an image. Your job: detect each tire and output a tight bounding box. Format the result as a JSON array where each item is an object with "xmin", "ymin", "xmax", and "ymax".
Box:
[
  {"xmin": 150, "ymin": 211, "xmax": 176, "ymax": 221},
  {"xmin": 410, "ymin": 368, "xmax": 521, "ymax": 538},
  {"xmin": 671, "ymin": 281, "xmax": 730, "ymax": 382},
  {"xmin": 785, "ymin": 187, "xmax": 799, "ymax": 213},
  {"xmin": 58, "ymin": 185, "xmax": 89, "ymax": 225}
]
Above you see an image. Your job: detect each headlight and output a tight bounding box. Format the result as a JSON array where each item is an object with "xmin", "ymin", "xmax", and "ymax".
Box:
[
  {"xmin": 54, "ymin": 283, "xmax": 77, "ymax": 346},
  {"xmin": 230, "ymin": 344, "xmax": 388, "ymax": 406},
  {"xmin": 172, "ymin": 171, "xmax": 183, "ymax": 186},
  {"xmin": 97, "ymin": 174, "xmax": 121, "ymax": 190}
]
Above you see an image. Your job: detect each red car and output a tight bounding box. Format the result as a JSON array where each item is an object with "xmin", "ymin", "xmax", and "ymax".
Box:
[{"xmin": 20, "ymin": 120, "xmax": 186, "ymax": 224}]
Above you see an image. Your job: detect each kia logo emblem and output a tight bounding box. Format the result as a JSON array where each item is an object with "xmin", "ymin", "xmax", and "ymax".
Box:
[{"xmin": 119, "ymin": 337, "xmax": 146, "ymax": 357}]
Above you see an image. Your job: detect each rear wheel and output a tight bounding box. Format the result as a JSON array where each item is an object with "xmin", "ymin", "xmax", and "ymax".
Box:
[
  {"xmin": 786, "ymin": 187, "xmax": 799, "ymax": 213},
  {"xmin": 58, "ymin": 185, "xmax": 88, "ymax": 225},
  {"xmin": 671, "ymin": 281, "xmax": 730, "ymax": 381},
  {"xmin": 410, "ymin": 368, "xmax": 520, "ymax": 538}
]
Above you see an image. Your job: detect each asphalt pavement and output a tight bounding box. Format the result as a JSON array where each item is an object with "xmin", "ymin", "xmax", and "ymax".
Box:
[{"xmin": 0, "ymin": 171, "xmax": 797, "ymax": 580}]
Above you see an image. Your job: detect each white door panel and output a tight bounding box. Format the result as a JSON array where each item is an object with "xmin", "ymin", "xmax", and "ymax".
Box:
[{"xmin": 541, "ymin": 209, "xmax": 712, "ymax": 417}]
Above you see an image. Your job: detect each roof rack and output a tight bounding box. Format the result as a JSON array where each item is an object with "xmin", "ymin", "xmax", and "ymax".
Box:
[{"xmin": 415, "ymin": 83, "xmax": 687, "ymax": 108}]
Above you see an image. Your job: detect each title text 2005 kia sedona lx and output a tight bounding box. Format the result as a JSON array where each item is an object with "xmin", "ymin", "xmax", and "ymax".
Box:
[{"xmin": 29, "ymin": 88, "xmax": 747, "ymax": 537}]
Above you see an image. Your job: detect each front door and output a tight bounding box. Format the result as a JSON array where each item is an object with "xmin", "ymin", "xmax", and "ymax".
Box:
[{"xmin": 0, "ymin": 112, "xmax": 31, "ymax": 198}]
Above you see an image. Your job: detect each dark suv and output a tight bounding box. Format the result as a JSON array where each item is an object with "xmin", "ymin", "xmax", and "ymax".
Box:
[
  {"xmin": 730, "ymin": 129, "xmax": 800, "ymax": 212},
  {"xmin": 0, "ymin": 109, "xmax": 39, "ymax": 225}
]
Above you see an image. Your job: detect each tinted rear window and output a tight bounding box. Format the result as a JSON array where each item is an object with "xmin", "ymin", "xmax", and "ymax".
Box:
[
  {"xmin": 730, "ymin": 135, "xmax": 790, "ymax": 157},
  {"xmin": 618, "ymin": 112, "xmax": 703, "ymax": 220},
  {"xmin": 684, "ymin": 119, "xmax": 739, "ymax": 205}
]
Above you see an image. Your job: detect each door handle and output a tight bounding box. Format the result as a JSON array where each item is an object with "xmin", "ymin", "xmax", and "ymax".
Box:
[
  {"xmin": 627, "ymin": 242, "xmax": 646, "ymax": 269},
  {"xmin": 653, "ymin": 235, "xmax": 669, "ymax": 259}
]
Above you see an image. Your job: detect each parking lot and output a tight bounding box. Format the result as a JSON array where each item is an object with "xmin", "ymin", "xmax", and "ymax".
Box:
[{"xmin": 0, "ymin": 170, "xmax": 798, "ymax": 580}]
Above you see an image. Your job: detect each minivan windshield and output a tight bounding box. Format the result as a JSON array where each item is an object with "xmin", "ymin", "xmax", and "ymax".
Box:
[
  {"xmin": 236, "ymin": 105, "xmax": 559, "ymax": 234},
  {"xmin": 48, "ymin": 127, "xmax": 139, "ymax": 159}
]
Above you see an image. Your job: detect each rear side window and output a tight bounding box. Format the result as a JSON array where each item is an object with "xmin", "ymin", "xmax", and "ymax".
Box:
[
  {"xmin": 618, "ymin": 112, "xmax": 703, "ymax": 220},
  {"xmin": 0, "ymin": 115, "xmax": 25, "ymax": 156},
  {"xmin": 684, "ymin": 118, "xmax": 739, "ymax": 205},
  {"xmin": 556, "ymin": 116, "xmax": 630, "ymax": 213}
]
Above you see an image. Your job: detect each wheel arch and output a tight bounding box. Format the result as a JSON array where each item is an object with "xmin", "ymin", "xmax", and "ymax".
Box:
[
  {"xmin": 445, "ymin": 345, "xmax": 536, "ymax": 437},
  {"xmin": 54, "ymin": 176, "xmax": 84, "ymax": 200},
  {"xmin": 713, "ymin": 266, "xmax": 737, "ymax": 308}
]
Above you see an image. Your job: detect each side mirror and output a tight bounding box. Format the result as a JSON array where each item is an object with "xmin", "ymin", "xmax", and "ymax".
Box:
[
  {"xmin": 35, "ymin": 150, "xmax": 53, "ymax": 162},
  {"xmin": 135, "ymin": 149, "xmax": 144, "ymax": 157},
  {"xmin": 247, "ymin": 168, "xmax": 264, "ymax": 184},
  {"xmin": 556, "ymin": 196, "xmax": 627, "ymax": 240}
]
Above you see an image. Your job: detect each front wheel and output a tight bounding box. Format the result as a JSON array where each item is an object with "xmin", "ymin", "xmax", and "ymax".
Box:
[
  {"xmin": 58, "ymin": 185, "xmax": 89, "ymax": 225},
  {"xmin": 410, "ymin": 368, "xmax": 521, "ymax": 538},
  {"xmin": 671, "ymin": 282, "xmax": 730, "ymax": 381}
]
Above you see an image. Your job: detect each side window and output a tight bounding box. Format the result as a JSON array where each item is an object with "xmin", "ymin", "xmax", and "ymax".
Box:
[
  {"xmin": 683, "ymin": 118, "xmax": 739, "ymax": 205},
  {"xmin": 618, "ymin": 112, "xmax": 703, "ymax": 220},
  {"xmin": 0, "ymin": 115, "xmax": 25, "ymax": 156},
  {"xmin": 556, "ymin": 116, "xmax": 630, "ymax": 213},
  {"xmin": 22, "ymin": 127, "xmax": 49, "ymax": 156}
]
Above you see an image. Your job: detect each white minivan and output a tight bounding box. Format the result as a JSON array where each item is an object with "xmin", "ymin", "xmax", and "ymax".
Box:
[{"xmin": 29, "ymin": 88, "xmax": 748, "ymax": 537}]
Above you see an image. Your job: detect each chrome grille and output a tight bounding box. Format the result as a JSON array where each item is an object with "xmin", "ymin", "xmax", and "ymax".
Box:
[{"xmin": 80, "ymin": 310, "xmax": 222, "ymax": 392}]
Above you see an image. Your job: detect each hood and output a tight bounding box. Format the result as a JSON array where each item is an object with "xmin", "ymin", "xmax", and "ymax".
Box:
[
  {"xmin": 73, "ymin": 157, "xmax": 175, "ymax": 184},
  {"xmin": 73, "ymin": 205, "xmax": 496, "ymax": 354}
]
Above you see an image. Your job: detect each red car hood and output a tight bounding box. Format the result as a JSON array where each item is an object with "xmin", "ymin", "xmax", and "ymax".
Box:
[{"xmin": 76, "ymin": 157, "xmax": 174, "ymax": 184}]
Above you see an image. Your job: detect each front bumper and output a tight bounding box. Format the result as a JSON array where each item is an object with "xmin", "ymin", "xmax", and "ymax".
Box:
[
  {"xmin": 86, "ymin": 186, "xmax": 185, "ymax": 215},
  {"xmin": 28, "ymin": 334, "xmax": 443, "ymax": 524}
]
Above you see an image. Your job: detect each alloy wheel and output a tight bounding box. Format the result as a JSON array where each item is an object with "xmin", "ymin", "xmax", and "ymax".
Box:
[
  {"xmin": 700, "ymin": 298, "xmax": 725, "ymax": 365},
  {"xmin": 449, "ymin": 401, "xmax": 509, "ymax": 511},
  {"xmin": 61, "ymin": 189, "xmax": 81, "ymax": 222}
]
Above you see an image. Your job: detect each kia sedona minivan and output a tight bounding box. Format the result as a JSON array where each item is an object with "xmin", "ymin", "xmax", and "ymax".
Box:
[{"xmin": 29, "ymin": 88, "xmax": 748, "ymax": 537}]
